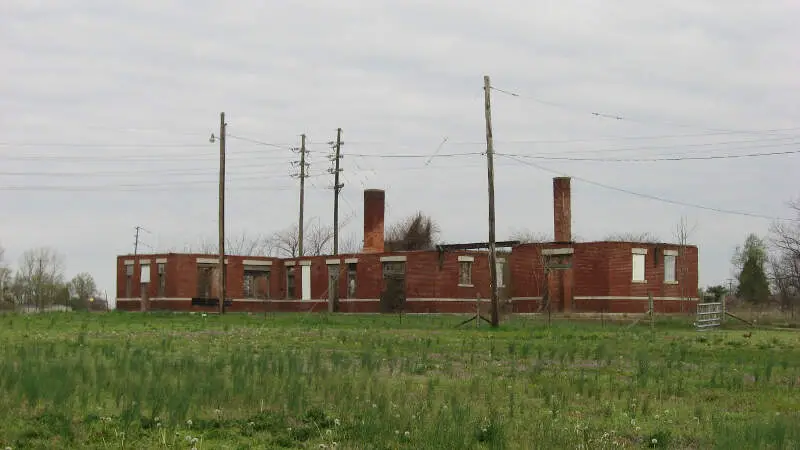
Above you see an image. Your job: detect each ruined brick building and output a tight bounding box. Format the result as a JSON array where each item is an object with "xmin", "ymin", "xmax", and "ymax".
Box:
[{"xmin": 117, "ymin": 177, "xmax": 699, "ymax": 314}]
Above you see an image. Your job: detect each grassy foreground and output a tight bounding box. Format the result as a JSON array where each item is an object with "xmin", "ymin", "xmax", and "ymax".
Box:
[{"xmin": 0, "ymin": 312, "xmax": 799, "ymax": 449}]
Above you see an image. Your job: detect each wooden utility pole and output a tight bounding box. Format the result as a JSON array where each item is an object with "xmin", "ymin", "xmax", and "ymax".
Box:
[
  {"xmin": 298, "ymin": 134, "xmax": 307, "ymax": 257},
  {"xmin": 134, "ymin": 226, "xmax": 142, "ymax": 256},
  {"xmin": 218, "ymin": 112, "xmax": 227, "ymax": 315},
  {"xmin": 332, "ymin": 128, "xmax": 343, "ymax": 255},
  {"xmin": 483, "ymin": 75, "xmax": 500, "ymax": 328}
]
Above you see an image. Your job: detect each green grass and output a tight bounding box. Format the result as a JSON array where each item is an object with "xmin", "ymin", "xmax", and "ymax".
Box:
[{"xmin": 0, "ymin": 312, "xmax": 799, "ymax": 449}]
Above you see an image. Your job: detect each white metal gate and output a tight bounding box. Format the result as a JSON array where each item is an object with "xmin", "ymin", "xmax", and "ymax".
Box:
[{"xmin": 695, "ymin": 302, "xmax": 723, "ymax": 330}]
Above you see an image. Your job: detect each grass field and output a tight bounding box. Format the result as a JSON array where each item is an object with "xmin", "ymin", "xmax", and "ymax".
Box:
[{"xmin": 1, "ymin": 312, "xmax": 799, "ymax": 449}]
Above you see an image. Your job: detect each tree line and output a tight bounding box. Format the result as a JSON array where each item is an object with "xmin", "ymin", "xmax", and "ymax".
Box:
[
  {"xmin": 177, "ymin": 211, "xmax": 442, "ymax": 257},
  {"xmin": 0, "ymin": 245, "xmax": 102, "ymax": 311},
  {"xmin": 698, "ymin": 199, "xmax": 800, "ymax": 314}
]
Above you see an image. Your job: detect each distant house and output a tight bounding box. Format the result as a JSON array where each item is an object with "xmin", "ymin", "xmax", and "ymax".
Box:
[{"xmin": 116, "ymin": 178, "xmax": 699, "ymax": 314}]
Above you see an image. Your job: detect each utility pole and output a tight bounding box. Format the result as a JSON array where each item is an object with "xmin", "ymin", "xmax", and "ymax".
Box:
[
  {"xmin": 134, "ymin": 226, "xmax": 141, "ymax": 256},
  {"xmin": 483, "ymin": 75, "xmax": 500, "ymax": 328},
  {"xmin": 217, "ymin": 112, "xmax": 227, "ymax": 314},
  {"xmin": 292, "ymin": 135, "xmax": 309, "ymax": 256},
  {"xmin": 329, "ymin": 128, "xmax": 344, "ymax": 255}
]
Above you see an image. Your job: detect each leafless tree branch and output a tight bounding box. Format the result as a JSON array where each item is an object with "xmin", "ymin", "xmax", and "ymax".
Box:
[{"xmin": 603, "ymin": 232, "xmax": 661, "ymax": 243}]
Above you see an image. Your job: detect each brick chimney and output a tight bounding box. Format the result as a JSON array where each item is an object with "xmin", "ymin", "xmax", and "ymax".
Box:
[
  {"xmin": 553, "ymin": 177, "xmax": 572, "ymax": 242},
  {"xmin": 363, "ymin": 189, "xmax": 385, "ymax": 253}
]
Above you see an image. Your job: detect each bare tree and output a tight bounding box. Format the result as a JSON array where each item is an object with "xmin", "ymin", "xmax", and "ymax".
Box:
[
  {"xmin": 339, "ymin": 232, "xmax": 363, "ymax": 254},
  {"xmin": 769, "ymin": 199, "xmax": 800, "ymax": 315},
  {"xmin": 508, "ymin": 229, "xmax": 551, "ymax": 243},
  {"xmin": 226, "ymin": 231, "xmax": 274, "ymax": 256},
  {"xmin": 69, "ymin": 272, "xmax": 97, "ymax": 310},
  {"xmin": 176, "ymin": 231, "xmax": 274, "ymax": 256},
  {"xmin": 603, "ymin": 232, "xmax": 660, "ymax": 243},
  {"xmin": 674, "ymin": 216, "xmax": 697, "ymax": 311},
  {"xmin": 0, "ymin": 243, "xmax": 11, "ymax": 307},
  {"xmin": 271, "ymin": 217, "xmax": 335, "ymax": 257},
  {"xmin": 15, "ymin": 247, "xmax": 66, "ymax": 310},
  {"xmin": 384, "ymin": 212, "xmax": 440, "ymax": 251}
]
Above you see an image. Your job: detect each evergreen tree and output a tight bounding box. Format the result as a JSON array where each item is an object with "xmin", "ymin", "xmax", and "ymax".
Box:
[{"xmin": 734, "ymin": 234, "xmax": 771, "ymax": 304}]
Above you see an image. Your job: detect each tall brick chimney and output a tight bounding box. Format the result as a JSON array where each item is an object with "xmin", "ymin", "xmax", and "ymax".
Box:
[
  {"xmin": 553, "ymin": 177, "xmax": 572, "ymax": 242},
  {"xmin": 363, "ymin": 189, "xmax": 385, "ymax": 253}
]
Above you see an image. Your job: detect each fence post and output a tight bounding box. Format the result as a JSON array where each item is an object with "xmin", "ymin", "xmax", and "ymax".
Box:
[
  {"xmin": 722, "ymin": 294, "xmax": 727, "ymax": 323},
  {"xmin": 476, "ymin": 294, "xmax": 481, "ymax": 329}
]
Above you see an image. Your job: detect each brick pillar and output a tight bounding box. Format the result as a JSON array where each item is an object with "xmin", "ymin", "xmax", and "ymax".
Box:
[
  {"xmin": 363, "ymin": 189, "xmax": 385, "ymax": 253},
  {"xmin": 553, "ymin": 177, "xmax": 572, "ymax": 242},
  {"xmin": 562, "ymin": 269, "xmax": 574, "ymax": 312}
]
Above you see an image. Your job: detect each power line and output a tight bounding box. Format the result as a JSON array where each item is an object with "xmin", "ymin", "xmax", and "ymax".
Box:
[
  {"xmin": 347, "ymin": 151, "xmax": 484, "ymax": 158},
  {"xmin": 0, "ymin": 184, "xmax": 329, "ymax": 192},
  {"xmin": 226, "ymin": 134, "xmax": 293, "ymax": 150},
  {"xmin": 0, "ymin": 142, "xmax": 210, "ymax": 148},
  {"xmin": 4, "ymin": 133, "xmax": 797, "ymax": 162},
  {"xmin": 498, "ymin": 148, "xmax": 800, "ymax": 162},
  {"xmin": 489, "ymin": 85, "xmax": 800, "ymax": 136},
  {"xmin": 499, "ymin": 154, "xmax": 798, "ymax": 222},
  {"xmin": 0, "ymin": 167, "xmax": 322, "ymax": 177},
  {"xmin": 507, "ymin": 136, "xmax": 800, "ymax": 157}
]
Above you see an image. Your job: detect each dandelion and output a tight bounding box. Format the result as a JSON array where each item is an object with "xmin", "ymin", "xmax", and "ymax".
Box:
[
  {"xmin": 404, "ymin": 431, "xmax": 410, "ymax": 438},
  {"xmin": 191, "ymin": 437, "xmax": 199, "ymax": 444},
  {"xmin": 326, "ymin": 429, "xmax": 333, "ymax": 435},
  {"xmin": 651, "ymin": 438, "xmax": 658, "ymax": 445},
  {"xmin": 372, "ymin": 404, "xmax": 377, "ymax": 409},
  {"xmin": 186, "ymin": 419, "xmax": 193, "ymax": 426},
  {"xmin": 248, "ymin": 421, "xmax": 255, "ymax": 427},
  {"xmin": 654, "ymin": 414, "xmax": 660, "ymax": 419},
  {"xmin": 334, "ymin": 418, "xmax": 341, "ymax": 426}
]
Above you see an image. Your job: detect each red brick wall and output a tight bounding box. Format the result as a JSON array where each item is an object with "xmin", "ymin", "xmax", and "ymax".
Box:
[
  {"xmin": 116, "ymin": 242, "xmax": 698, "ymax": 315},
  {"xmin": 116, "ymin": 254, "xmax": 281, "ymax": 300},
  {"xmin": 280, "ymin": 250, "xmax": 492, "ymax": 300},
  {"xmin": 507, "ymin": 242, "xmax": 699, "ymax": 314}
]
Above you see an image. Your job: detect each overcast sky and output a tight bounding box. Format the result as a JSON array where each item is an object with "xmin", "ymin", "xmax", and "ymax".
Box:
[{"xmin": 2, "ymin": 1, "xmax": 799, "ymax": 304}]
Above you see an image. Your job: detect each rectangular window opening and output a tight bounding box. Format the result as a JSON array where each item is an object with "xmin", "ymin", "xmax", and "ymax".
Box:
[
  {"xmin": 286, "ymin": 268, "xmax": 296, "ymax": 299},
  {"xmin": 664, "ymin": 255, "xmax": 677, "ymax": 283},
  {"xmin": 346, "ymin": 263, "xmax": 357, "ymax": 298},
  {"xmin": 157, "ymin": 263, "xmax": 166, "ymax": 297},
  {"xmin": 382, "ymin": 261, "xmax": 406, "ymax": 278},
  {"xmin": 496, "ymin": 261, "xmax": 505, "ymax": 288},
  {"xmin": 632, "ymin": 254, "xmax": 646, "ymax": 282},
  {"xmin": 459, "ymin": 261, "xmax": 473, "ymax": 286},
  {"xmin": 197, "ymin": 264, "xmax": 214, "ymax": 298},
  {"xmin": 244, "ymin": 269, "xmax": 270, "ymax": 299},
  {"xmin": 125, "ymin": 264, "xmax": 133, "ymax": 297}
]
